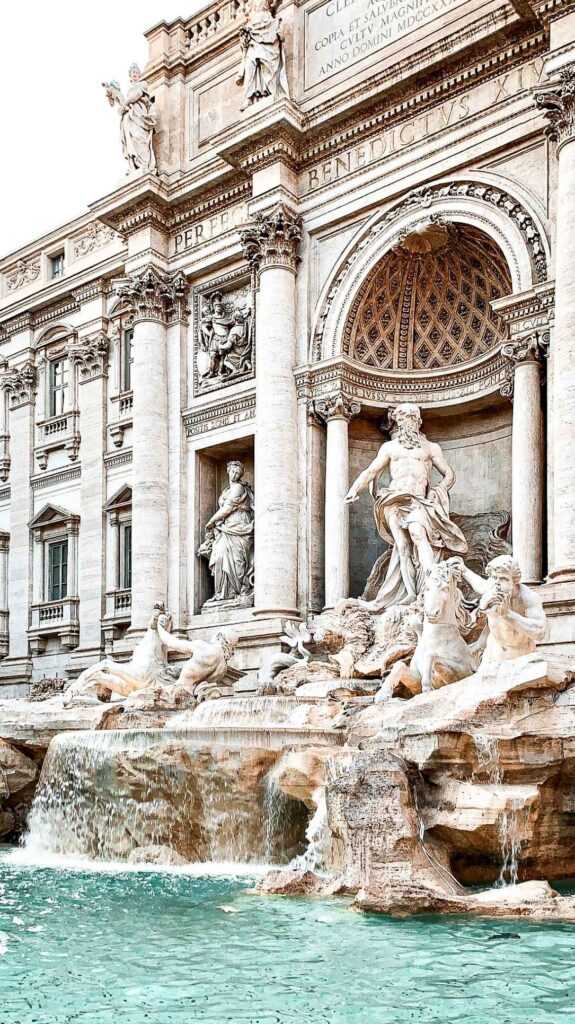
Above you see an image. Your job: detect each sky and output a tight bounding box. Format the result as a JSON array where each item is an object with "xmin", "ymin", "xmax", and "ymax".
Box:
[{"xmin": 1, "ymin": 1, "xmax": 204, "ymax": 258}]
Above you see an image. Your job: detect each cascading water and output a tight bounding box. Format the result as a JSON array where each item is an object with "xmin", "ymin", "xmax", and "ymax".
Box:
[
  {"xmin": 24, "ymin": 727, "xmax": 312, "ymax": 866},
  {"xmin": 474, "ymin": 732, "xmax": 522, "ymax": 886}
]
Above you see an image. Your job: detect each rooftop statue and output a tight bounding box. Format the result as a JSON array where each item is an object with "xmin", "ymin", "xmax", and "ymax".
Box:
[
  {"xmin": 237, "ymin": 0, "xmax": 290, "ymax": 110},
  {"xmin": 344, "ymin": 403, "xmax": 468, "ymax": 610},
  {"xmin": 103, "ymin": 64, "xmax": 157, "ymax": 175},
  {"xmin": 453, "ymin": 554, "xmax": 547, "ymax": 668}
]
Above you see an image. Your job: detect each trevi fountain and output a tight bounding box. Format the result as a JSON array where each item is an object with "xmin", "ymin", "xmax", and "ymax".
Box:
[{"xmin": 2, "ymin": 0, "xmax": 575, "ymax": 1021}]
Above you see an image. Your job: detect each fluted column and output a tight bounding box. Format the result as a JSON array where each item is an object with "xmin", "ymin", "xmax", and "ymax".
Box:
[
  {"xmin": 316, "ymin": 394, "xmax": 360, "ymax": 607},
  {"xmin": 0, "ymin": 364, "xmax": 37, "ymax": 661},
  {"xmin": 68, "ymin": 331, "xmax": 109, "ymax": 651},
  {"xmin": 502, "ymin": 334, "xmax": 547, "ymax": 584},
  {"xmin": 116, "ymin": 267, "xmax": 187, "ymax": 630},
  {"xmin": 536, "ymin": 66, "xmax": 575, "ymax": 581},
  {"xmin": 241, "ymin": 205, "xmax": 302, "ymax": 616}
]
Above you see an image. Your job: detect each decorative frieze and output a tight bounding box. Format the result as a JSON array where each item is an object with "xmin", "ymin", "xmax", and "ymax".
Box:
[
  {"xmin": 5, "ymin": 258, "xmax": 41, "ymax": 293},
  {"xmin": 72, "ymin": 221, "xmax": 119, "ymax": 260},
  {"xmin": 31, "ymin": 465, "xmax": 82, "ymax": 491},
  {"xmin": 535, "ymin": 65, "xmax": 575, "ymax": 147},
  {"xmin": 68, "ymin": 331, "xmax": 109, "ymax": 380},
  {"xmin": 240, "ymin": 205, "xmax": 302, "ymax": 274},
  {"xmin": 0, "ymin": 363, "xmax": 38, "ymax": 408},
  {"xmin": 115, "ymin": 267, "xmax": 188, "ymax": 323},
  {"xmin": 315, "ymin": 393, "xmax": 361, "ymax": 423}
]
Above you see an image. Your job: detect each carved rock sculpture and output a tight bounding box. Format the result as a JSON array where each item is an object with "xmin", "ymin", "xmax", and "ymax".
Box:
[
  {"xmin": 156, "ymin": 618, "xmax": 240, "ymax": 699},
  {"xmin": 237, "ymin": 0, "xmax": 290, "ymax": 110},
  {"xmin": 103, "ymin": 64, "xmax": 157, "ymax": 175},
  {"xmin": 197, "ymin": 460, "xmax": 254, "ymax": 608}
]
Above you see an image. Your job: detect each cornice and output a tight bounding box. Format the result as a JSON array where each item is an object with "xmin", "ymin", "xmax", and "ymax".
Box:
[
  {"xmin": 183, "ymin": 391, "xmax": 256, "ymax": 437},
  {"xmin": 299, "ymin": 32, "xmax": 546, "ymax": 168},
  {"xmin": 31, "ymin": 465, "xmax": 82, "ymax": 491}
]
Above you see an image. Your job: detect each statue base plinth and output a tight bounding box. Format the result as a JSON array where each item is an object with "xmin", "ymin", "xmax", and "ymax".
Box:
[{"xmin": 201, "ymin": 595, "xmax": 254, "ymax": 615}]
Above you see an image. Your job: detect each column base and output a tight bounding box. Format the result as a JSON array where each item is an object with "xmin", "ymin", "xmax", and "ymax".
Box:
[
  {"xmin": 252, "ymin": 607, "xmax": 301, "ymax": 619},
  {"xmin": 547, "ymin": 566, "xmax": 575, "ymax": 584}
]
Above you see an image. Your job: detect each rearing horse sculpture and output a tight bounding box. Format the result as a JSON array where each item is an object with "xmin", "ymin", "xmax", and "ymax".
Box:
[
  {"xmin": 382, "ymin": 559, "xmax": 477, "ymax": 698},
  {"xmin": 64, "ymin": 605, "xmax": 173, "ymax": 706}
]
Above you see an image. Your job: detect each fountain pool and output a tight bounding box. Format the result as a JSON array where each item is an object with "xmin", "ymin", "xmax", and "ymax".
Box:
[{"xmin": 1, "ymin": 855, "xmax": 575, "ymax": 1024}]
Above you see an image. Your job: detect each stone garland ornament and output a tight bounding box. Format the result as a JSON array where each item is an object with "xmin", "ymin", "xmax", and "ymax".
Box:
[
  {"xmin": 197, "ymin": 460, "xmax": 255, "ymax": 610},
  {"xmin": 72, "ymin": 222, "xmax": 118, "ymax": 260},
  {"xmin": 5, "ymin": 259, "xmax": 41, "ymax": 293},
  {"xmin": 197, "ymin": 290, "xmax": 253, "ymax": 386},
  {"xmin": 103, "ymin": 64, "xmax": 158, "ymax": 175},
  {"xmin": 237, "ymin": 0, "xmax": 290, "ymax": 110}
]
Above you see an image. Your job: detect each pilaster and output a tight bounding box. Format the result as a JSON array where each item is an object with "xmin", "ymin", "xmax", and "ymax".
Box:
[{"xmin": 316, "ymin": 394, "xmax": 361, "ymax": 608}]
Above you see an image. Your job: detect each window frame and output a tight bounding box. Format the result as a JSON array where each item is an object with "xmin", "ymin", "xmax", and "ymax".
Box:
[
  {"xmin": 47, "ymin": 357, "xmax": 69, "ymax": 417},
  {"xmin": 49, "ymin": 252, "xmax": 65, "ymax": 280},
  {"xmin": 46, "ymin": 537, "xmax": 69, "ymax": 602}
]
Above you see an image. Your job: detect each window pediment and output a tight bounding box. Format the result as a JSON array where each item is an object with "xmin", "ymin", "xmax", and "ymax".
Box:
[{"xmin": 30, "ymin": 503, "xmax": 79, "ymax": 532}]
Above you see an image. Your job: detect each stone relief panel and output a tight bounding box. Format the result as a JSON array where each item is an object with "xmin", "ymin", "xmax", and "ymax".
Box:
[
  {"xmin": 4, "ymin": 258, "xmax": 41, "ymax": 294},
  {"xmin": 192, "ymin": 271, "xmax": 255, "ymax": 397},
  {"xmin": 346, "ymin": 223, "xmax": 512, "ymax": 371},
  {"xmin": 70, "ymin": 221, "xmax": 119, "ymax": 262}
]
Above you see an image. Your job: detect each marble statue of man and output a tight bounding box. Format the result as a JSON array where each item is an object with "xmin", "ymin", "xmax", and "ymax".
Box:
[
  {"xmin": 344, "ymin": 403, "xmax": 468, "ymax": 609},
  {"xmin": 236, "ymin": 0, "xmax": 290, "ymax": 110},
  {"xmin": 453, "ymin": 554, "xmax": 546, "ymax": 668}
]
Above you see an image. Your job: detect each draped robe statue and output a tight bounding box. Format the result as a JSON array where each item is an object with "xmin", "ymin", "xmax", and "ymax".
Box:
[
  {"xmin": 103, "ymin": 64, "xmax": 157, "ymax": 175},
  {"xmin": 345, "ymin": 404, "xmax": 468, "ymax": 611},
  {"xmin": 198, "ymin": 461, "xmax": 255, "ymax": 606},
  {"xmin": 236, "ymin": 0, "xmax": 290, "ymax": 110}
]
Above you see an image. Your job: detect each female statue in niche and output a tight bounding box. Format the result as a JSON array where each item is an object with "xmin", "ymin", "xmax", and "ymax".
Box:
[
  {"xmin": 198, "ymin": 461, "xmax": 255, "ymax": 606},
  {"xmin": 103, "ymin": 64, "xmax": 157, "ymax": 175},
  {"xmin": 236, "ymin": 0, "xmax": 290, "ymax": 110}
]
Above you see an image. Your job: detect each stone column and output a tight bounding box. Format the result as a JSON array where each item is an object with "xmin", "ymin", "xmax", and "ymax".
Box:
[
  {"xmin": 502, "ymin": 335, "xmax": 547, "ymax": 584},
  {"xmin": 1, "ymin": 363, "xmax": 37, "ymax": 663},
  {"xmin": 116, "ymin": 267, "xmax": 187, "ymax": 631},
  {"xmin": 68, "ymin": 331, "xmax": 109, "ymax": 653},
  {"xmin": 316, "ymin": 394, "xmax": 360, "ymax": 608},
  {"xmin": 241, "ymin": 206, "xmax": 302, "ymax": 617},
  {"xmin": 536, "ymin": 66, "xmax": 575, "ymax": 581}
]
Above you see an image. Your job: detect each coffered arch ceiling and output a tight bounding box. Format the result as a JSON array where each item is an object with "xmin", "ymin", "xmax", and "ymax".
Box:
[{"xmin": 345, "ymin": 222, "xmax": 512, "ymax": 372}]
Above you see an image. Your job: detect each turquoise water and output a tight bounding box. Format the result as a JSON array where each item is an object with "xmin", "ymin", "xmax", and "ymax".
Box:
[{"xmin": 1, "ymin": 855, "xmax": 575, "ymax": 1024}]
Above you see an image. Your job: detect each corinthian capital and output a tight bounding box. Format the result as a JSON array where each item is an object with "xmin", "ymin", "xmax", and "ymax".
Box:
[
  {"xmin": 0, "ymin": 362, "xmax": 38, "ymax": 408},
  {"xmin": 535, "ymin": 65, "xmax": 575, "ymax": 146},
  {"xmin": 115, "ymin": 267, "xmax": 188, "ymax": 322},
  {"xmin": 240, "ymin": 204, "xmax": 302, "ymax": 274},
  {"xmin": 68, "ymin": 331, "xmax": 109, "ymax": 380},
  {"xmin": 315, "ymin": 393, "xmax": 361, "ymax": 423},
  {"xmin": 501, "ymin": 331, "xmax": 549, "ymax": 367}
]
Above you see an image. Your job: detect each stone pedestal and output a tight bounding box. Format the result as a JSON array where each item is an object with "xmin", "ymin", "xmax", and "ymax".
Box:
[
  {"xmin": 502, "ymin": 336, "xmax": 547, "ymax": 584},
  {"xmin": 316, "ymin": 394, "xmax": 360, "ymax": 607},
  {"xmin": 116, "ymin": 267, "xmax": 187, "ymax": 631},
  {"xmin": 241, "ymin": 206, "xmax": 302, "ymax": 618}
]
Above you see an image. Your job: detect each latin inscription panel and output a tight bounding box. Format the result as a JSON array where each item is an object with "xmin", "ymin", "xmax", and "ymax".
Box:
[{"xmin": 305, "ymin": 0, "xmax": 470, "ymax": 90}]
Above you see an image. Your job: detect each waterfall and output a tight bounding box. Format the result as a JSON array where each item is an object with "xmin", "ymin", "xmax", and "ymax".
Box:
[
  {"xmin": 474, "ymin": 732, "xmax": 522, "ymax": 886},
  {"xmin": 23, "ymin": 728, "xmax": 312, "ymax": 866},
  {"xmin": 182, "ymin": 697, "xmax": 303, "ymax": 728},
  {"xmin": 289, "ymin": 787, "xmax": 329, "ymax": 872}
]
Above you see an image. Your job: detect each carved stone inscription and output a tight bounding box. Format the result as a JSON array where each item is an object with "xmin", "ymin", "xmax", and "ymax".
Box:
[{"xmin": 305, "ymin": 0, "xmax": 463, "ymax": 89}]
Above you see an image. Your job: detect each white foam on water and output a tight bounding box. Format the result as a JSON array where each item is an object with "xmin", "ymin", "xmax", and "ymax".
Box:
[{"xmin": 1, "ymin": 847, "xmax": 272, "ymax": 878}]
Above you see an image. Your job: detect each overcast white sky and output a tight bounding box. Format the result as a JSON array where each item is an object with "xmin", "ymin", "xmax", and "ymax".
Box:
[{"xmin": 1, "ymin": 2, "xmax": 204, "ymax": 258}]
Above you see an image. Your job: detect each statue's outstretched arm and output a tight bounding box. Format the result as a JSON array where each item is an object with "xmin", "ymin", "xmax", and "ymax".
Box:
[
  {"xmin": 157, "ymin": 621, "xmax": 194, "ymax": 655},
  {"xmin": 459, "ymin": 562, "xmax": 488, "ymax": 596},
  {"xmin": 345, "ymin": 444, "xmax": 390, "ymax": 503}
]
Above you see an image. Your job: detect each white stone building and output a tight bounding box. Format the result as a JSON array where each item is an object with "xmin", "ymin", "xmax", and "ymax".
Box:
[{"xmin": 0, "ymin": 0, "xmax": 574, "ymax": 695}]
